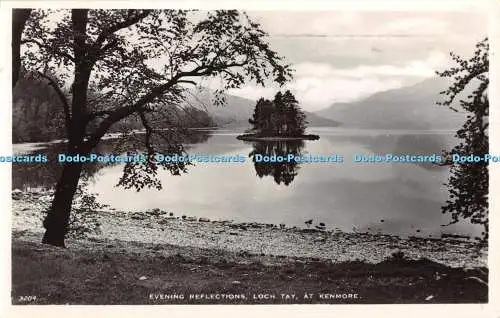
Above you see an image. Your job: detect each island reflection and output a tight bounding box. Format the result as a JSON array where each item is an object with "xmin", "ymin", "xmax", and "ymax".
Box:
[{"xmin": 249, "ymin": 140, "xmax": 305, "ymax": 186}]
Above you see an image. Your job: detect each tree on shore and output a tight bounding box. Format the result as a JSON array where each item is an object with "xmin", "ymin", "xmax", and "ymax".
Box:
[
  {"xmin": 17, "ymin": 9, "xmax": 292, "ymax": 247},
  {"xmin": 249, "ymin": 90, "xmax": 306, "ymax": 136},
  {"xmin": 437, "ymin": 38, "xmax": 489, "ymax": 242}
]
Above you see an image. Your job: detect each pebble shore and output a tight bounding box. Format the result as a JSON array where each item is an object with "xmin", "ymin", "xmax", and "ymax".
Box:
[{"xmin": 12, "ymin": 189, "xmax": 487, "ymax": 268}]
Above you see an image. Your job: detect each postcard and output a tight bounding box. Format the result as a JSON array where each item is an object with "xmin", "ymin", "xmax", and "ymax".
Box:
[{"xmin": 1, "ymin": 1, "xmax": 499, "ymax": 317}]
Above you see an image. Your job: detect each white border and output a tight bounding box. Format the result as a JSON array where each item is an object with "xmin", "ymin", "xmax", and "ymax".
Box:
[
  {"xmin": 0, "ymin": 0, "xmax": 491, "ymax": 11},
  {"xmin": 0, "ymin": 1, "xmax": 498, "ymax": 317}
]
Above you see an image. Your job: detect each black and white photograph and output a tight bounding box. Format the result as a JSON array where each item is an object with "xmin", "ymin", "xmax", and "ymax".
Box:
[{"xmin": 1, "ymin": 0, "xmax": 499, "ymax": 314}]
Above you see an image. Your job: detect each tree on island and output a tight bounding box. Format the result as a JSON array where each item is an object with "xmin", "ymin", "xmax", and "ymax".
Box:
[
  {"xmin": 249, "ymin": 90, "xmax": 307, "ymax": 136},
  {"xmin": 14, "ymin": 9, "xmax": 292, "ymax": 247},
  {"xmin": 437, "ymin": 38, "xmax": 489, "ymax": 243}
]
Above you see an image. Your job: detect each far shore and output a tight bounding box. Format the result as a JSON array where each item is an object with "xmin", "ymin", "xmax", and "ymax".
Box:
[
  {"xmin": 12, "ymin": 127, "xmax": 221, "ymax": 154},
  {"xmin": 236, "ymin": 133, "xmax": 320, "ymax": 141}
]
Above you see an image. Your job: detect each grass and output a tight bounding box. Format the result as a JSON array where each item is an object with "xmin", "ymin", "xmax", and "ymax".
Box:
[{"xmin": 11, "ymin": 238, "xmax": 488, "ymax": 305}]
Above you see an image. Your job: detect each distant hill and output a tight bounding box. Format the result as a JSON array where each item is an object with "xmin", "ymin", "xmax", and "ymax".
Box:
[
  {"xmin": 12, "ymin": 74, "xmax": 339, "ymax": 143},
  {"xmin": 316, "ymin": 77, "xmax": 468, "ymax": 130},
  {"xmin": 304, "ymin": 111, "xmax": 342, "ymax": 127},
  {"xmin": 184, "ymin": 88, "xmax": 340, "ymax": 128}
]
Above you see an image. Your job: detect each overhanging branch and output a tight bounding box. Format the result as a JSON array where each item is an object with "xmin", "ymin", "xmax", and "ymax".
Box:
[
  {"xmin": 21, "ymin": 39, "xmax": 76, "ymax": 62},
  {"xmin": 92, "ymin": 10, "xmax": 152, "ymax": 54},
  {"xmin": 85, "ymin": 110, "xmax": 114, "ymax": 122},
  {"xmin": 85, "ymin": 59, "xmax": 251, "ymax": 150}
]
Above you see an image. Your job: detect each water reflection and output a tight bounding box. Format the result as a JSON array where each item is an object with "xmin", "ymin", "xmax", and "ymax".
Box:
[
  {"xmin": 12, "ymin": 129, "xmax": 213, "ymax": 190},
  {"xmin": 12, "ymin": 128, "xmax": 482, "ymax": 237},
  {"xmin": 249, "ymin": 140, "xmax": 305, "ymax": 186}
]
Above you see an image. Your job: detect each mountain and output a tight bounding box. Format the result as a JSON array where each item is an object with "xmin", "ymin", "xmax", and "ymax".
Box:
[
  {"xmin": 316, "ymin": 77, "xmax": 468, "ymax": 130},
  {"xmin": 304, "ymin": 111, "xmax": 342, "ymax": 127},
  {"xmin": 185, "ymin": 89, "xmax": 340, "ymax": 128},
  {"xmin": 184, "ymin": 90, "xmax": 255, "ymax": 126}
]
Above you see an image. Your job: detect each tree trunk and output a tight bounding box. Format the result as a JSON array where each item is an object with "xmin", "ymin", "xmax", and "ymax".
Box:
[
  {"xmin": 41, "ymin": 9, "xmax": 92, "ymax": 247},
  {"xmin": 42, "ymin": 161, "xmax": 83, "ymax": 247},
  {"xmin": 12, "ymin": 9, "xmax": 31, "ymax": 87}
]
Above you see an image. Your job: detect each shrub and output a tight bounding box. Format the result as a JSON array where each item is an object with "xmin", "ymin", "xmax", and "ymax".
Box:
[
  {"xmin": 67, "ymin": 181, "xmax": 105, "ymax": 239},
  {"xmin": 40, "ymin": 177, "xmax": 105, "ymax": 239},
  {"xmin": 385, "ymin": 250, "xmax": 409, "ymax": 264}
]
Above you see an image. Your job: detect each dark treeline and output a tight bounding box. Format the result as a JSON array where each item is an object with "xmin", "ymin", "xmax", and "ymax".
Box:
[
  {"xmin": 249, "ymin": 91, "xmax": 307, "ymax": 137},
  {"xmin": 109, "ymin": 105, "xmax": 215, "ymax": 134},
  {"xmin": 13, "ymin": 72, "xmax": 215, "ymax": 143},
  {"xmin": 13, "ymin": 72, "xmax": 67, "ymax": 142}
]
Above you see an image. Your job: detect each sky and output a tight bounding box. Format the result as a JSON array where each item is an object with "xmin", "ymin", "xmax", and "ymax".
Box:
[
  {"xmin": 217, "ymin": 10, "xmax": 488, "ymax": 112},
  {"xmin": 27, "ymin": 8, "xmax": 489, "ymax": 113}
]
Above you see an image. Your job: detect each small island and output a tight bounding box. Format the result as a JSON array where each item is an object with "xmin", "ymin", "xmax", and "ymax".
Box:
[{"xmin": 237, "ymin": 90, "xmax": 320, "ymax": 141}]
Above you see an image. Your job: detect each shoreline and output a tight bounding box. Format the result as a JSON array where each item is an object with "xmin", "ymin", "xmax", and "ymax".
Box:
[
  {"xmin": 12, "ymin": 189, "xmax": 487, "ymax": 268},
  {"xmin": 11, "ymin": 189, "xmax": 489, "ymax": 304},
  {"xmin": 236, "ymin": 133, "xmax": 320, "ymax": 141}
]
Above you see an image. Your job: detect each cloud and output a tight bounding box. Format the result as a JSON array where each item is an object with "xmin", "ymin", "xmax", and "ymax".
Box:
[
  {"xmin": 294, "ymin": 51, "xmax": 446, "ymax": 78},
  {"xmin": 203, "ymin": 11, "xmax": 486, "ymax": 112},
  {"xmin": 250, "ymin": 10, "xmax": 486, "ymax": 38},
  {"xmin": 291, "ymin": 76, "xmax": 403, "ymax": 110},
  {"xmin": 224, "ymin": 51, "xmax": 447, "ymax": 112},
  {"xmin": 376, "ymin": 18, "xmax": 450, "ymax": 35}
]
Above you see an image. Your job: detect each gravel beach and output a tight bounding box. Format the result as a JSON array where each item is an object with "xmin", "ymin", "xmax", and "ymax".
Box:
[{"xmin": 12, "ymin": 189, "xmax": 487, "ymax": 268}]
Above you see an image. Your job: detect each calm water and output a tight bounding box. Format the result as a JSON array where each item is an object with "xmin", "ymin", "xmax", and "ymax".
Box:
[{"xmin": 12, "ymin": 127, "xmax": 483, "ymax": 238}]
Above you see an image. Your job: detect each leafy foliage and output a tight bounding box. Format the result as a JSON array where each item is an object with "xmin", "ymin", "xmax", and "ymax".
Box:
[
  {"xmin": 39, "ymin": 177, "xmax": 104, "ymax": 239},
  {"xmin": 13, "ymin": 74, "xmax": 215, "ymax": 143},
  {"xmin": 249, "ymin": 91, "xmax": 307, "ymax": 136},
  {"xmin": 384, "ymin": 250, "xmax": 409, "ymax": 264},
  {"xmin": 67, "ymin": 180, "xmax": 104, "ymax": 239},
  {"xmin": 437, "ymin": 38, "xmax": 489, "ymax": 242},
  {"xmin": 20, "ymin": 9, "xmax": 293, "ymax": 245},
  {"xmin": 21, "ymin": 9, "xmax": 293, "ymax": 190}
]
